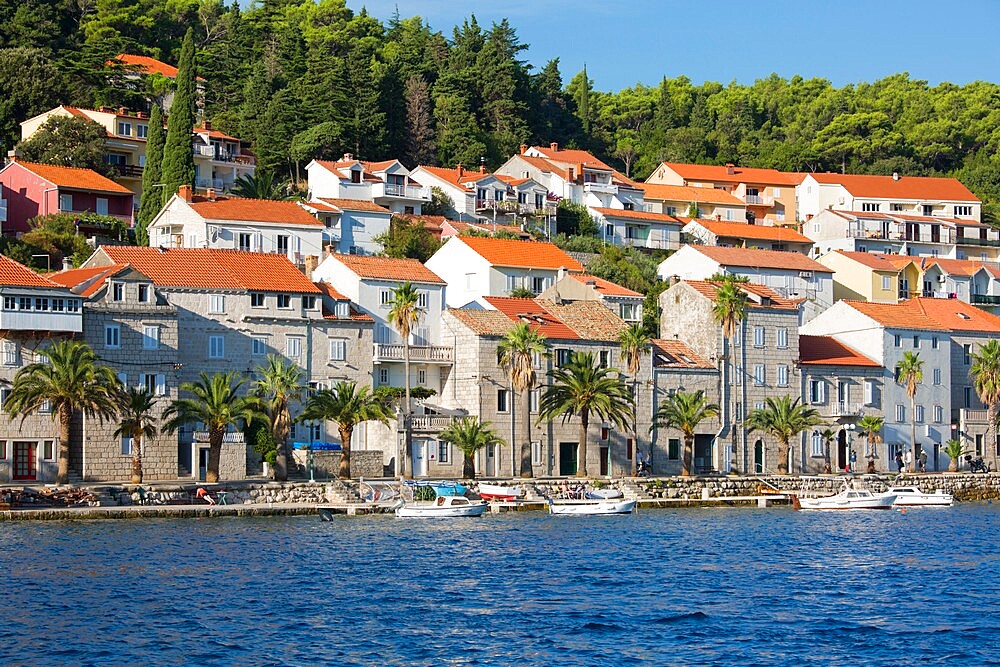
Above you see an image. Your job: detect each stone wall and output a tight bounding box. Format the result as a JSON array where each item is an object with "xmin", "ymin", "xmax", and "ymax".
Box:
[{"xmin": 291, "ymin": 449, "xmax": 383, "ymax": 480}]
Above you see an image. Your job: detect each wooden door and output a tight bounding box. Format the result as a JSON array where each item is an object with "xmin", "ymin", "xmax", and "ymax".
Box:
[{"xmin": 13, "ymin": 442, "xmax": 36, "ymax": 481}]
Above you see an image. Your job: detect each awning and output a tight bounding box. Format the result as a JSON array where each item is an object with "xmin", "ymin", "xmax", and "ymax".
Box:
[{"xmin": 421, "ymin": 403, "xmax": 468, "ymax": 417}]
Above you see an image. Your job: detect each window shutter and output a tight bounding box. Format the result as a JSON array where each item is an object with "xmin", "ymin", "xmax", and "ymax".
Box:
[{"xmin": 155, "ymin": 374, "xmax": 166, "ymax": 396}]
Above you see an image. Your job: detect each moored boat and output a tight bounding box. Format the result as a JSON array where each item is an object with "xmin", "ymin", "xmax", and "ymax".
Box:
[
  {"xmin": 395, "ymin": 494, "xmax": 488, "ymax": 518},
  {"xmin": 888, "ymin": 486, "xmax": 953, "ymax": 507},
  {"xmin": 477, "ymin": 483, "xmax": 525, "ymax": 501},
  {"xmin": 793, "ymin": 482, "xmax": 896, "ymax": 511},
  {"xmin": 548, "ymin": 498, "xmax": 636, "ymax": 515}
]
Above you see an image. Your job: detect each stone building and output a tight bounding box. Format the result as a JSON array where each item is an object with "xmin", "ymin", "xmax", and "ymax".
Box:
[{"xmin": 539, "ymin": 273, "xmax": 644, "ymax": 324}]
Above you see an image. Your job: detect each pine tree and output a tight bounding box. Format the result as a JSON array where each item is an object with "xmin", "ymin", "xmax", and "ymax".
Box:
[
  {"xmin": 403, "ymin": 75, "xmax": 435, "ymax": 165},
  {"xmin": 135, "ymin": 105, "xmax": 164, "ymax": 246},
  {"xmin": 160, "ymin": 28, "xmax": 196, "ymax": 203}
]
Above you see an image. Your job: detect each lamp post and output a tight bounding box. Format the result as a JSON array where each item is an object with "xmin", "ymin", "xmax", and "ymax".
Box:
[{"xmin": 845, "ymin": 422, "xmax": 856, "ymax": 474}]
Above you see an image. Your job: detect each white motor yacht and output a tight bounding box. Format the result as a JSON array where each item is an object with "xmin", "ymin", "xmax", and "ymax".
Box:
[
  {"xmin": 887, "ymin": 486, "xmax": 953, "ymax": 507},
  {"xmin": 794, "ymin": 481, "xmax": 896, "ymax": 511}
]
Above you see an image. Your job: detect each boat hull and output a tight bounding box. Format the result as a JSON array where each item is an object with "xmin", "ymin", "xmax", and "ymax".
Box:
[
  {"xmin": 796, "ymin": 494, "xmax": 896, "ymax": 511},
  {"xmin": 395, "ymin": 501, "xmax": 488, "ymax": 518},
  {"xmin": 889, "ymin": 488, "xmax": 954, "ymax": 507},
  {"xmin": 549, "ymin": 499, "xmax": 636, "ymax": 515},
  {"xmin": 477, "ymin": 483, "xmax": 524, "ymax": 501}
]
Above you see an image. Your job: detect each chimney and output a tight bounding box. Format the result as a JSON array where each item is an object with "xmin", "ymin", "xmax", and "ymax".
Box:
[
  {"xmin": 479, "ymin": 164, "xmax": 486, "ymax": 174},
  {"xmin": 892, "ymin": 172, "xmax": 900, "ymax": 181},
  {"xmin": 7, "ymin": 149, "xmax": 20, "ymax": 162},
  {"xmin": 669, "ymin": 274, "xmax": 681, "ymax": 287},
  {"xmin": 62, "ymin": 257, "xmax": 72, "ymax": 271},
  {"xmin": 178, "ymin": 184, "xmax": 192, "ymax": 202},
  {"xmin": 456, "ymin": 163, "xmax": 464, "ymax": 178},
  {"xmin": 519, "ymin": 144, "xmax": 527, "ymax": 155},
  {"xmin": 725, "ymin": 163, "xmax": 735, "ymax": 175},
  {"xmin": 304, "ymin": 255, "xmax": 319, "ymax": 281},
  {"xmin": 325, "ymin": 244, "xmax": 335, "ymax": 257},
  {"xmin": 118, "ymin": 107, "xmax": 127, "ymax": 115},
  {"xmin": 557, "ymin": 266, "xmax": 567, "ymax": 280},
  {"xmin": 550, "ymin": 142, "xmax": 559, "ymax": 152},
  {"xmin": 206, "ymin": 188, "xmax": 216, "ymax": 200},
  {"xmin": 343, "ymin": 152, "xmax": 354, "ymax": 161}
]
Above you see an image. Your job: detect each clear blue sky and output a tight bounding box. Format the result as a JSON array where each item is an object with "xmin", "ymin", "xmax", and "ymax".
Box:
[{"xmin": 348, "ymin": 0, "xmax": 1000, "ymax": 91}]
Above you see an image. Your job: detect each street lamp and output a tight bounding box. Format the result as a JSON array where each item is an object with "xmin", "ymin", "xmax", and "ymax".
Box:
[{"xmin": 845, "ymin": 423, "xmax": 856, "ymax": 473}]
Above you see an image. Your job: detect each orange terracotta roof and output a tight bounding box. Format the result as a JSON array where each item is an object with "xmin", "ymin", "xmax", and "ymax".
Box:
[
  {"xmin": 690, "ymin": 245, "xmax": 832, "ymax": 273},
  {"xmin": 314, "ymin": 281, "xmax": 349, "ymax": 301},
  {"xmin": 417, "ymin": 165, "xmax": 492, "ymax": 188},
  {"xmin": 515, "ymin": 155, "xmax": 570, "ymax": 180},
  {"xmin": 112, "ymin": 54, "xmax": 205, "ymax": 81},
  {"xmin": 682, "ymin": 280, "xmax": 800, "ymax": 311},
  {"xmin": 640, "ymin": 183, "xmax": 745, "ymax": 206},
  {"xmin": 312, "ymin": 160, "xmax": 381, "ymax": 182},
  {"xmin": 806, "ymin": 172, "xmax": 979, "ymax": 202},
  {"xmin": 446, "ymin": 308, "xmax": 521, "ymax": 337},
  {"xmin": 910, "ymin": 297, "xmax": 1000, "ymax": 334},
  {"xmin": 194, "ymin": 125, "xmax": 240, "ymax": 142},
  {"xmin": 531, "ymin": 146, "xmax": 614, "ymax": 172},
  {"xmin": 662, "ymin": 162, "xmax": 800, "ymax": 186},
  {"xmin": 360, "ymin": 160, "xmax": 398, "ymax": 172},
  {"xmin": 591, "ymin": 207, "xmax": 683, "ymax": 225},
  {"xmin": 538, "ymin": 299, "xmax": 629, "ymax": 341},
  {"xmin": 685, "ymin": 219, "xmax": 812, "ymax": 244},
  {"xmin": 13, "ymin": 161, "xmax": 133, "ymax": 194},
  {"xmin": 302, "ymin": 200, "xmax": 339, "ymax": 213},
  {"xmin": 457, "ymin": 236, "xmax": 584, "ymax": 271},
  {"xmin": 330, "ymin": 254, "xmax": 445, "ymax": 284},
  {"xmin": 843, "ymin": 300, "xmax": 949, "ymax": 331},
  {"xmin": 48, "ymin": 264, "xmax": 128, "ymax": 297},
  {"xmin": 484, "ymin": 297, "xmax": 579, "ymax": 339},
  {"xmin": 444, "ymin": 220, "xmax": 529, "ymax": 238},
  {"xmin": 651, "ymin": 339, "xmax": 714, "ymax": 369},
  {"xmin": 98, "ymin": 247, "xmax": 320, "ymax": 293},
  {"xmin": 316, "ymin": 198, "xmax": 391, "ymax": 214},
  {"xmin": 188, "ymin": 198, "xmax": 322, "ymax": 226},
  {"xmin": 0, "ymin": 255, "xmax": 62, "ymax": 289},
  {"xmin": 827, "ymin": 250, "xmax": 906, "ymax": 272},
  {"xmin": 799, "ymin": 335, "xmax": 880, "ymax": 367},
  {"xmin": 568, "ymin": 274, "xmax": 642, "ymax": 297}
]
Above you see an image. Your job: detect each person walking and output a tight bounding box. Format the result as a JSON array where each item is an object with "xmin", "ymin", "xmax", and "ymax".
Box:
[
  {"xmin": 919, "ymin": 450, "xmax": 928, "ymax": 473},
  {"xmin": 903, "ymin": 449, "xmax": 913, "ymax": 472},
  {"xmin": 895, "ymin": 450, "xmax": 904, "ymax": 473},
  {"xmin": 849, "ymin": 449, "xmax": 857, "ymax": 473}
]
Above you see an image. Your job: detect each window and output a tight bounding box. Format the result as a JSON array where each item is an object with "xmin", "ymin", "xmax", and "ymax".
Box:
[
  {"xmin": 809, "ymin": 378, "xmax": 825, "ymax": 404},
  {"xmin": 58, "ymin": 193, "xmax": 73, "ymax": 211},
  {"xmin": 882, "ymin": 276, "xmax": 892, "ymax": 291},
  {"xmin": 505, "ymin": 274, "xmax": 518, "ymax": 292},
  {"xmin": 40, "ymin": 400, "xmax": 52, "ymax": 414},
  {"xmin": 437, "ymin": 441, "xmax": 450, "ymax": 464},
  {"xmin": 777, "ymin": 364, "xmax": 789, "ymax": 387},
  {"xmin": 252, "ymin": 336, "xmax": 268, "ymax": 356},
  {"xmin": 251, "ymin": 293, "xmax": 265, "ymax": 308},
  {"xmin": 954, "ymin": 205, "xmax": 973, "ymax": 217},
  {"xmin": 896, "ymin": 404, "xmax": 906, "ymax": 423},
  {"xmin": 530, "ymin": 389, "xmax": 539, "ymax": 413},
  {"xmin": 776, "ymin": 327, "xmax": 788, "ymax": 349},
  {"xmin": 753, "ymin": 364, "xmax": 765, "ymax": 386},
  {"xmin": 378, "ymin": 368, "xmax": 389, "ymax": 385},
  {"xmin": 668, "ymin": 438, "xmax": 680, "ymax": 460},
  {"xmin": 1, "ymin": 340, "xmax": 17, "ymax": 366},
  {"xmin": 138, "ymin": 284, "xmax": 149, "ymax": 303},
  {"xmin": 105, "ymin": 324, "xmax": 121, "ymax": 349},
  {"xmin": 277, "ymin": 235, "xmax": 289, "ymax": 255},
  {"xmin": 18, "ymin": 297, "xmax": 31, "ymax": 311},
  {"xmin": 303, "ymin": 296, "xmax": 316, "ymax": 310},
  {"xmin": 556, "ymin": 349, "xmax": 573, "ymax": 367},
  {"xmin": 934, "ymin": 405, "xmax": 943, "ymax": 424},
  {"xmin": 811, "ymin": 431, "xmax": 823, "ymax": 457},
  {"xmin": 329, "ymin": 338, "xmax": 346, "ymax": 362},
  {"xmin": 913, "ymin": 335, "xmax": 920, "ymax": 349},
  {"xmin": 915, "ymin": 405, "xmax": 924, "ymax": 423},
  {"xmin": 863, "ymin": 379, "xmax": 875, "ymax": 406},
  {"xmin": 465, "ymin": 273, "xmax": 475, "ymax": 290},
  {"xmin": 142, "ymin": 325, "xmax": 159, "ymax": 350},
  {"xmin": 380, "ymin": 289, "xmax": 394, "ymax": 306},
  {"xmin": 416, "ymin": 291, "xmax": 428, "ymax": 309},
  {"xmin": 965, "ymin": 386, "xmax": 972, "ymax": 408},
  {"xmin": 95, "ymin": 198, "xmax": 108, "ymax": 215},
  {"xmin": 734, "ymin": 364, "xmax": 743, "ymax": 385},
  {"xmin": 599, "ymin": 350, "xmax": 610, "ymax": 368},
  {"xmin": 42, "ymin": 440, "xmax": 54, "ymax": 460},
  {"xmin": 933, "ymin": 368, "xmax": 941, "ymax": 385},
  {"xmin": 497, "ymin": 389, "xmax": 509, "ymax": 413},
  {"xmin": 532, "ymin": 441, "xmax": 542, "ymax": 466},
  {"xmin": 137, "ymin": 124, "xmax": 148, "ymax": 139},
  {"xmin": 931, "ymin": 336, "xmax": 939, "ymax": 350},
  {"xmin": 2, "ymin": 297, "xmax": 13, "ymax": 310},
  {"xmin": 286, "ymin": 336, "xmax": 302, "ymax": 358},
  {"xmin": 141, "ymin": 372, "xmax": 166, "ymax": 396},
  {"xmin": 121, "ymin": 436, "xmax": 132, "ymax": 455},
  {"xmin": 417, "ymin": 369, "xmax": 426, "ymax": 385},
  {"xmin": 963, "ymin": 344, "xmax": 972, "ymax": 365},
  {"xmin": 753, "ymin": 326, "xmax": 765, "ymax": 348},
  {"xmin": 893, "ymin": 334, "xmax": 901, "ymax": 348},
  {"xmin": 531, "ymin": 276, "xmax": 547, "ymax": 293},
  {"xmin": 861, "ymin": 202, "xmax": 881, "ymax": 212},
  {"xmin": 620, "ymin": 303, "xmax": 639, "ymax": 321},
  {"xmin": 605, "ymin": 223, "xmax": 614, "ymax": 238},
  {"xmin": 734, "ymin": 403, "xmax": 742, "ymax": 422},
  {"xmin": 208, "ymin": 335, "xmax": 225, "ymax": 359},
  {"xmin": 209, "ymin": 294, "xmax": 225, "ymax": 314},
  {"xmin": 117, "ymin": 121, "xmax": 132, "ymax": 136},
  {"xmin": 277, "ymin": 294, "xmax": 291, "ymax": 309},
  {"xmin": 112, "ymin": 283, "xmax": 124, "ymax": 301},
  {"xmin": 237, "ymin": 233, "xmax": 252, "ymax": 252},
  {"xmin": 733, "ymin": 326, "xmax": 742, "ymax": 347}
]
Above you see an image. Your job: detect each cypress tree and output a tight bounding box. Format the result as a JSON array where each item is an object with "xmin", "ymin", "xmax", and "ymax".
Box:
[
  {"xmin": 578, "ymin": 64, "xmax": 591, "ymax": 134},
  {"xmin": 135, "ymin": 105, "xmax": 164, "ymax": 246},
  {"xmin": 161, "ymin": 28, "xmax": 196, "ymax": 203}
]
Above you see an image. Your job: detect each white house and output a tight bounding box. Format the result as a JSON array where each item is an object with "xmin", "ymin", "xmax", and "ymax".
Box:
[
  {"xmin": 425, "ymin": 235, "xmax": 584, "ymax": 308},
  {"xmin": 656, "ymin": 244, "xmax": 834, "ymax": 322},
  {"xmin": 305, "ymin": 155, "xmax": 431, "ymax": 215},
  {"xmin": 148, "ymin": 186, "xmax": 323, "ymax": 264},
  {"xmin": 797, "ymin": 172, "xmax": 982, "ymax": 222},
  {"xmin": 590, "ymin": 207, "xmax": 683, "ymax": 251},
  {"xmin": 410, "ymin": 164, "xmax": 536, "ymax": 224},
  {"xmin": 302, "ymin": 198, "xmax": 392, "ymax": 256}
]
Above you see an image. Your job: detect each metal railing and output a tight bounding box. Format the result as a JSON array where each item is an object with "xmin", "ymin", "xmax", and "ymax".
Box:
[
  {"xmin": 745, "ymin": 194, "xmax": 774, "ymax": 206},
  {"xmin": 373, "ymin": 344, "xmax": 453, "ymax": 363},
  {"xmin": 372, "ymin": 182, "xmax": 431, "ymax": 201},
  {"xmin": 583, "ymin": 182, "xmax": 618, "ymax": 195},
  {"xmin": 193, "ymin": 431, "xmax": 245, "ymax": 443},
  {"xmin": 957, "ymin": 236, "xmax": 1000, "ymax": 247},
  {"xmin": 110, "ymin": 164, "xmax": 144, "ymax": 178},
  {"xmin": 972, "ymin": 294, "xmax": 1000, "ymax": 305},
  {"xmin": 827, "ymin": 401, "xmax": 865, "ymax": 417}
]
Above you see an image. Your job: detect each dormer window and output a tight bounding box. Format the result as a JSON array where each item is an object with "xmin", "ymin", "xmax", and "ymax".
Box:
[
  {"xmin": 335, "ymin": 302, "xmax": 349, "ymax": 318},
  {"xmin": 138, "ymin": 284, "xmax": 149, "ymax": 302},
  {"xmin": 112, "ymin": 283, "xmax": 124, "ymax": 302},
  {"xmin": 351, "ymin": 169, "xmax": 362, "ymax": 184},
  {"xmin": 302, "ymin": 296, "xmax": 316, "ymax": 310}
]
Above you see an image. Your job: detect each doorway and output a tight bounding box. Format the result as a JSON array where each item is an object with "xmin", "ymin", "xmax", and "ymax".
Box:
[
  {"xmin": 412, "ymin": 440, "xmax": 427, "ymax": 478},
  {"xmin": 559, "ymin": 442, "xmax": 577, "ymax": 476},
  {"xmin": 599, "ymin": 446, "xmax": 609, "ymax": 476},
  {"xmin": 933, "ymin": 443, "xmax": 940, "ymax": 472},
  {"xmin": 13, "ymin": 441, "xmax": 36, "ymax": 481},
  {"xmin": 484, "ymin": 443, "xmax": 497, "ymax": 477},
  {"xmin": 198, "ymin": 447, "xmax": 209, "ymax": 482},
  {"xmin": 694, "ymin": 434, "xmax": 713, "ymax": 472},
  {"xmin": 753, "ymin": 439, "xmax": 764, "ymax": 474},
  {"xmin": 838, "ymin": 430, "xmax": 849, "ymax": 471}
]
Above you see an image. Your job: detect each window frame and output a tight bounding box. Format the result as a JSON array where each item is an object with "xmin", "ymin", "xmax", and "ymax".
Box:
[
  {"xmin": 208, "ymin": 334, "xmax": 225, "ymax": 359},
  {"xmin": 104, "ymin": 324, "xmax": 121, "ymax": 349}
]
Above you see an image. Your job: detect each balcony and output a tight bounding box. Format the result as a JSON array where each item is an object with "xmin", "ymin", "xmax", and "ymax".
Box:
[
  {"xmin": 373, "ymin": 343, "xmax": 453, "ymax": 364},
  {"xmin": 476, "ymin": 199, "xmax": 519, "ymax": 213},
  {"xmin": 110, "ymin": 164, "xmax": 144, "ymax": 179},
  {"xmin": 827, "ymin": 401, "xmax": 865, "ymax": 417},
  {"xmin": 961, "ymin": 409, "xmax": 989, "ymax": 424},
  {"xmin": 745, "ymin": 194, "xmax": 774, "ymax": 206},
  {"xmin": 411, "ymin": 415, "xmax": 455, "ymax": 432},
  {"xmin": 972, "ymin": 294, "xmax": 1000, "ymax": 305},
  {"xmin": 193, "ymin": 431, "xmax": 245, "ymax": 443},
  {"xmin": 957, "ymin": 236, "xmax": 1000, "ymax": 247},
  {"xmin": 371, "ymin": 182, "xmax": 430, "ymax": 201},
  {"xmin": 583, "ymin": 182, "xmax": 618, "ymax": 195},
  {"xmin": 195, "ymin": 177, "xmax": 227, "ymax": 191},
  {"xmin": 193, "ymin": 144, "xmax": 216, "ymax": 158}
]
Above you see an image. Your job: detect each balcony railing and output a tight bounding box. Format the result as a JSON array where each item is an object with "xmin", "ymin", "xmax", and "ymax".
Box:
[
  {"xmin": 745, "ymin": 194, "xmax": 774, "ymax": 206},
  {"xmin": 957, "ymin": 236, "xmax": 1000, "ymax": 247},
  {"xmin": 110, "ymin": 164, "xmax": 144, "ymax": 178},
  {"xmin": 961, "ymin": 409, "xmax": 989, "ymax": 424},
  {"xmin": 192, "ymin": 144, "xmax": 216, "ymax": 157},
  {"xmin": 972, "ymin": 294, "xmax": 1000, "ymax": 305},
  {"xmin": 827, "ymin": 401, "xmax": 865, "ymax": 417},
  {"xmin": 583, "ymin": 182, "xmax": 618, "ymax": 195},
  {"xmin": 371, "ymin": 182, "xmax": 430, "ymax": 201},
  {"xmin": 373, "ymin": 344, "xmax": 453, "ymax": 363},
  {"xmin": 411, "ymin": 415, "xmax": 455, "ymax": 431},
  {"xmin": 195, "ymin": 177, "xmax": 227, "ymax": 190},
  {"xmin": 193, "ymin": 431, "xmax": 245, "ymax": 443}
]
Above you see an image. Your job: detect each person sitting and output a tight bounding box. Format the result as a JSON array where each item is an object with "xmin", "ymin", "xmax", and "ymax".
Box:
[{"xmin": 195, "ymin": 487, "xmax": 216, "ymax": 505}]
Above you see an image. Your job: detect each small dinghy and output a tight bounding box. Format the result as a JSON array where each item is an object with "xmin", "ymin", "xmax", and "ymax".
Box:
[
  {"xmin": 548, "ymin": 498, "xmax": 636, "ymax": 515},
  {"xmin": 477, "ymin": 483, "xmax": 525, "ymax": 501},
  {"xmin": 395, "ymin": 494, "xmax": 488, "ymax": 518}
]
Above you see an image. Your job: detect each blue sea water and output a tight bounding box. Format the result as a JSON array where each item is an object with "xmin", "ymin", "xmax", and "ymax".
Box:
[{"xmin": 1, "ymin": 504, "xmax": 998, "ymax": 666}]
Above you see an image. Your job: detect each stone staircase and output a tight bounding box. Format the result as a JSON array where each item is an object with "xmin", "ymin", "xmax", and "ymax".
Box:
[
  {"xmin": 325, "ymin": 479, "xmax": 363, "ymax": 504},
  {"xmin": 620, "ymin": 480, "xmax": 651, "ymax": 500}
]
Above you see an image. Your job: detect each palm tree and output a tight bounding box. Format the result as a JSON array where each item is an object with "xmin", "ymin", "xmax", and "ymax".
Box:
[
  {"xmin": 4, "ymin": 340, "xmax": 120, "ymax": 484},
  {"xmin": 745, "ymin": 395, "xmax": 822, "ymax": 475},
  {"xmin": 231, "ymin": 171, "xmax": 287, "ymax": 200},
  {"xmin": 387, "ymin": 281, "xmax": 424, "ymax": 479},
  {"xmin": 619, "ymin": 323, "xmax": 651, "ymax": 475},
  {"xmin": 498, "ymin": 322, "xmax": 549, "ymax": 478},
  {"xmin": 113, "ymin": 386, "xmax": 159, "ymax": 484},
  {"xmin": 252, "ymin": 354, "xmax": 305, "ymax": 481},
  {"xmin": 538, "ymin": 351, "xmax": 633, "ymax": 478},
  {"xmin": 439, "ymin": 417, "xmax": 504, "ymax": 479},
  {"xmin": 944, "ymin": 438, "xmax": 964, "ymax": 473},
  {"xmin": 970, "ymin": 339, "xmax": 1000, "ymax": 471},
  {"xmin": 857, "ymin": 414, "xmax": 884, "ymax": 473},
  {"xmin": 897, "ymin": 351, "xmax": 923, "ymax": 459},
  {"xmin": 652, "ymin": 390, "xmax": 720, "ymax": 476},
  {"xmin": 162, "ymin": 371, "xmax": 265, "ymax": 483},
  {"xmin": 819, "ymin": 426, "xmax": 836, "ymax": 474},
  {"xmin": 710, "ymin": 275, "xmax": 748, "ymax": 470},
  {"xmin": 299, "ymin": 381, "xmax": 393, "ymax": 479}
]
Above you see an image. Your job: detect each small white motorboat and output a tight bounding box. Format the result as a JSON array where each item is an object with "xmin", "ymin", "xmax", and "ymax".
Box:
[
  {"xmin": 548, "ymin": 499, "xmax": 636, "ymax": 515},
  {"xmin": 888, "ymin": 486, "xmax": 953, "ymax": 507},
  {"xmin": 794, "ymin": 483, "xmax": 896, "ymax": 511},
  {"xmin": 477, "ymin": 483, "xmax": 525, "ymax": 501},
  {"xmin": 395, "ymin": 495, "xmax": 488, "ymax": 518},
  {"xmin": 585, "ymin": 488, "xmax": 623, "ymax": 499}
]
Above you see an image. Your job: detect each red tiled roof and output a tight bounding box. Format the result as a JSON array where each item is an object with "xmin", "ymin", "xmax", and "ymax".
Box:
[
  {"xmin": 591, "ymin": 207, "xmax": 683, "ymax": 225},
  {"xmin": 685, "ymin": 219, "xmax": 812, "ymax": 244},
  {"xmin": 194, "ymin": 125, "xmax": 240, "ymax": 142},
  {"xmin": 651, "ymin": 339, "xmax": 714, "ymax": 369},
  {"xmin": 799, "ymin": 335, "xmax": 880, "ymax": 367},
  {"xmin": 515, "ymin": 155, "xmax": 570, "ymax": 180},
  {"xmin": 450, "ymin": 297, "xmax": 627, "ymax": 341},
  {"xmin": 314, "ymin": 283, "xmax": 373, "ymax": 321},
  {"xmin": 13, "ymin": 161, "xmax": 132, "ymax": 194},
  {"xmin": 314, "ymin": 281, "xmax": 349, "ymax": 301},
  {"xmin": 538, "ymin": 299, "xmax": 629, "ymax": 341},
  {"xmin": 316, "ymin": 198, "xmax": 391, "ymax": 214},
  {"xmin": 928, "ymin": 257, "xmax": 1000, "ymax": 279},
  {"xmin": 910, "ymin": 297, "xmax": 1000, "ymax": 334},
  {"xmin": 188, "ymin": 198, "xmax": 322, "ymax": 226},
  {"xmin": 360, "ymin": 160, "xmax": 398, "ymax": 172},
  {"xmin": 484, "ymin": 296, "xmax": 579, "ymax": 339},
  {"xmin": 446, "ymin": 308, "xmax": 521, "ymax": 337},
  {"xmin": 312, "ymin": 160, "xmax": 381, "ymax": 182},
  {"xmin": 531, "ymin": 146, "xmax": 614, "ymax": 172},
  {"xmin": 443, "ymin": 220, "xmax": 529, "ymax": 238},
  {"xmin": 843, "ymin": 300, "xmax": 948, "ymax": 331},
  {"xmin": 690, "ymin": 245, "xmax": 832, "ymax": 272},
  {"xmin": 806, "ymin": 172, "xmax": 979, "ymax": 202},
  {"xmin": 48, "ymin": 264, "xmax": 128, "ymax": 297},
  {"xmin": 661, "ymin": 162, "xmax": 800, "ymax": 186},
  {"xmin": 826, "ymin": 250, "xmax": 907, "ymax": 272},
  {"xmin": 0, "ymin": 255, "xmax": 61, "ymax": 288},
  {"xmin": 417, "ymin": 165, "xmax": 492, "ymax": 187},
  {"xmin": 682, "ymin": 280, "xmax": 800, "ymax": 311},
  {"xmin": 330, "ymin": 254, "xmax": 445, "ymax": 284},
  {"xmin": 640, "ymin": 183, "xmax": 745, "ymax": 206},
  {"xmin": 568, "ymin": 274, "xmax": 642, "ymax": 297},
  {"xmin": 97, "ymin": 247, "xmax": 320, "ymax": 293},
  {"xmin": 112, "ymin": 54, "xmax": 205, "ymax": 81},
  {"xmin": 457, "ymin": 236, "xmax": 584, "ymax": 271}
]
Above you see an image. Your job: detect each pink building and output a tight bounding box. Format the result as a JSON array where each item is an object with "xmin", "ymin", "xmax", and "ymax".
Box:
[{"xmin": 0, "ymin": 157, "xmax": 134, "ymax": 234}]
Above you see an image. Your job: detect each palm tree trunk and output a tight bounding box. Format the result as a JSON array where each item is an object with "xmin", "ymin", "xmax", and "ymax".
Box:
[
  {"xmin": 57, "ymin": 405, "xmax": 72, "ymax": 484},
  {"xmin": 576, "ymin": 409, "xmax": 589, "ymax": 478},
  {"xmin": 682, "ymin": 433, "xmax": 693, "ymax": 476},
  {"xmin": 463, "ymin": 454, "xmax": 475, "ymax": 479},
  {"xmin": 273, "ymin": 404, "xmax": 289, "ymax": 481},
  {"xmin": 338, "ymin": 424, "xmax": 354, "ymax": 479},
  {"xmin": 132, "ymin": 427, "xmax": 144, "ymax": 484},
  {"xmin": 518, "ymin": 386, "xmax": 532, "ymax": 478},
  {"xmin": 777, "ymin": 437, "xmax": 790, "ymax": 475},
  {"xmin": 988, "ymin": 402, "xmax": 999, "ymax": 472},
  {"xmin": 402, "ymin": 340, "xmax": 412, "ymax": 479},
  {"xmin": 207, "ymin": 426, "xmax": 223, "ymax": 483},
  {"xmin": 910, "ymin": 395, "xmax": 917, "ymax": 471},
  {"xmin": 823, "ymin": 439, "xmax": 831, "ymax": 474},
  {"xmin": 632, "ymin": 378, "xmax": 639, "ymax": 476}
]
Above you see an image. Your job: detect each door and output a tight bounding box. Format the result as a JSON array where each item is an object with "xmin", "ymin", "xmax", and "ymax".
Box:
[
  {"xmin": 694, "ymin": 434, "xmax": 713, "ymax": 473},
  {"xmin": 559, "ymin": 442, "xmax": 577, "ymax": 476},
  {"xmin": 412, "ymin": 440, "xmax": 427, "ymax": 478},
  {"xmin": 838, "ymin": 430, "xmax": 849, "ymax": 471},
  {"xmin": 599, "ymin": 446, "xmax": 609, "ymax": 476},
  {"xmin": 753, "ymin": 439, "xmax": 764, "ymax": 474},
  {"xmin": 485, "ymin": 443, "xmax": 496, "ymax": 477},
  {"xmin": 933, "ymin": 443, "xmax": 940, "ymax": 472},
  {"xmin": 13, "ymin": 442, "xmax": 36, "ymax": 481},
  {"xmin": 198, "ymin": 447, "xmax": 209, "ymax": 482}
]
